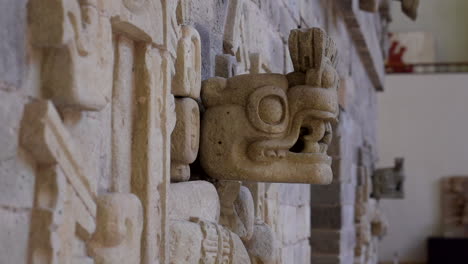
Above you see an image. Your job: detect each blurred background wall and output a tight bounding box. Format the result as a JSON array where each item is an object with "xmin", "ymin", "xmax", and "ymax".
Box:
[
  {"xmin": 389, "ymin": 0, "xmax": 468, "ymax": 62},
  {"xmin": 377, "ymin": 74, "xmax": 468, "ymax": 262}
]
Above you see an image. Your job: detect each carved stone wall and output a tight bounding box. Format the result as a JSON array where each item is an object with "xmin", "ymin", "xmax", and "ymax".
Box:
[{"xmin": 0, "ymin": 0, "xmax": 385, "ymax": 264}]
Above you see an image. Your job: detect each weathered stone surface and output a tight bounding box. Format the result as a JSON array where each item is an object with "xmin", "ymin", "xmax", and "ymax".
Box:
[
  {"xmin": 311, "ymin": 205, "xmax": 354, "ymax": 229},
  {"xmin": 172, "ymin": 25, "xmax": 202, "ymax": 98},
  {"xmin": 310, "ymin": 229, "xmax": 356, "ymax": 254},
  {"xmin": 0, "ymin": 0, "xmax": 386, "ymax": 263},
  {"xmin": 89, "ymin": 193, "xmax": 144, "ymax": 264},
  {"xmin": 217, "ymin": 181, "xmax": 255, "ymax": 240},
  {"xmin": 169, "ymin": 181, "xmax": 220, "ymax": 223},
  {"xmin": 311, "ymin": 182, "xmax": 356, "ymax": 206},
  {"xmin": 215, "ymin": 54, "xmax": 238, "ymax": 78},
  {"xmin": 0, "ymin": 149, "xmax": 36, "ymax": 208},
  {"xmin": 0, "ymin": 207, "xmax": 31, "ymax": 264},
  {"xmin": 201, "ymin": 28, "xmax": 338, "ymax": 184},
  {"xmin": 170, "ymin": 98, "xmax": 200, "ymax": 182},
  {"xmin": 169, "ymin": 218, "xmax": 252, "ymax": 264},
  {"xmin": 0, "ymin": 0, "xmax": 27, "ymax": 88},
  {"xmin": 28, "ymin": 0, "xmax": 114, "ymax": 110},
  {"xmin": 245, "ymin": 222, "xmax": 277, "ymax": 263}
]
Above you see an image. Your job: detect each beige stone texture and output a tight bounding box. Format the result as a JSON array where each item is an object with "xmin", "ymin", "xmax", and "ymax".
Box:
[
  {"xmin": 89, "ymin": 193, "xmax": 144, "ymax": 264},
  {"xmin": 28, "ymin": 0, "xmax": 114, "ymax": 111},
  {"xmin": 169, "ymin": 181, "xmax": 220, "ymax": 223},
  {"xmin": 172, "ymin": 25, "xmax": 202, "ymax": 99},
  {"xmin": 170, "ymin": 98, "xmax": 200, "ymax": 182},
  {"xmin": 20, "ymin": 101, "xmax": 97, "ymax": 262},
  {"xmin": 217, "ymin": 181, "xmax": 255, "ymax": 241},
  {"xmin": 169, "ymin": 219, "xmax": 251, "ymax": 264}
]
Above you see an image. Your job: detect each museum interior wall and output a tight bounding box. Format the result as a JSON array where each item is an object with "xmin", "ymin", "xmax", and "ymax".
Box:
[
  {"xmin": 388, "ymin": 0, "xmax": 468, "ymax": 62},
  {"xmin": 0, "ymin": 0, "xmax": 392, "ymax": 263},
  {"xmin": 378, "ymin": 74, "xmax": 468, "ymax": 263}
]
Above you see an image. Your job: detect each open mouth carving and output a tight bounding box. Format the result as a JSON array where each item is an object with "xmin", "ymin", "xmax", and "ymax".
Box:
[
  {"xmin": 248, "ymin": 119, "xmax": 333, "ymax": 163},
  {"xmin": 290, "ymin": 121, "xmax": 332, "ymax": 154}
]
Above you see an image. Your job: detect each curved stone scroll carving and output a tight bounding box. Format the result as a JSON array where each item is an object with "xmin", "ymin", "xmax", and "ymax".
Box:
[
  {"xmin": 216, "ymin": 181, "xmax": 277, "ymax": 264},
  {"xmin": 200, "ymin": 28, "xmax": 339, "ymax": 184},
  {"xmin": 169, "ymin": 181, "xmax": 251, "ymax": 264},
  {"xmin": 217, "ymin": 181, "xmax": 255, "ymax": 241},
  {"xmin": 89, "ymin": 193, "xmax": 143, "ymax": 264}
]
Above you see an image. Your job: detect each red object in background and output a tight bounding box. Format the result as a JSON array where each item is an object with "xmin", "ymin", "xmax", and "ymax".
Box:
[{"xmin": 386, "ymin": 40, "xmax": 413, "ymax": 73}]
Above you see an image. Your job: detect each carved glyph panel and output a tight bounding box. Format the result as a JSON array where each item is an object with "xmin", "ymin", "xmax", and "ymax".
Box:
[
  {"xmin": 21, "ymin": 101, "xmax": 97, "ymax": 263},
  {"xmin": 28, "ymin": 0, "xmax": 114, "ymax": 110}
]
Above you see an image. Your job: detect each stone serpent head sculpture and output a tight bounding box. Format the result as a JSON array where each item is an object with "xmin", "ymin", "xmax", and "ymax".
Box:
[{"xmin": 200, "ymin": 28, "xmax": 339, "ymax": 184}]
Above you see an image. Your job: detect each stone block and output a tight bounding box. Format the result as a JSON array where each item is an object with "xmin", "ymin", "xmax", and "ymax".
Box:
[
  {"xmin": 292, "ymin": 240, "xmax": 311, "ymax": 264},
  {"xmin": 310, "ymin": 182, "xmax": 356, "ymax": 206},
  {"xmin": 311, "ymin": 254, "xmax": 341, "ymax": 264},
  {"xmin": 279, "ymin": 204, "xmax": 297, "ymax": 245},
  {"xmin": 279, "ymin": 184, "xmax": 310, "ymax": 206},
  {"xmin": 311, "ymin": 205, "xmax": 354, "ymax": 229},
  {"xmin": 0, "ymin": 207, "xmax": 31, "ymax": 264},
  {"xmin": 296, "ymin": 204, "xmax": 311, "ymax": 241},
  {"xmin": 29, "ymin": 0, "xmax": 115, "ymax": 110},
  {"xmin": 0, "ymin": 149, "xmax": 36, "ymax": 208},
  {"xmin": 170, "ymin": 98, "xmax": 200, "ymax": 181},
  {"xmin": 310, "ymin": 228, "xmax": 356, "ymax": 254},
  {"xmin": 0, "ymin": 0, "xmax": 27, "ymax": 88},
  {"xmin": 0, "ymin": 90, "xmax": 27, "ymax": 161},
  {"xmin": 281, "ymin": 245, "xmax": 295, "ymax": 264},
  {"xmin": 172, "ymin": 25, "xmax": 202, "ymax": 99}
]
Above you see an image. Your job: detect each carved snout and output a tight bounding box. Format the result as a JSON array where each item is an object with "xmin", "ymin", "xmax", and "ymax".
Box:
[{"xmin": 287, "ymin": 85, "xmax": 338, "ymax": 121}]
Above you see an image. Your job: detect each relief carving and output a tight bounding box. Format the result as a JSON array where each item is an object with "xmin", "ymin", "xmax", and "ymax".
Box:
[
  {"xmin": 200, "ymin": 28, "xmax": 339, "ymax": 184},
  {"xmin": 372, "ymin": 158, "xmax": 405, "ymax": 199},
  {"xmin": 21, "ymin": 101, "xmax": 143, "ymax": 263},
  {"xmin": 170, "ymin": 25, "xmax": 202, "ymax": 182},
  {"xmin": 441, "ymin": 176, "xmax": 468, "ymax": 237},
  {"xmin": 28, "ymin": 0, "xmax": 113, "ymax": 110},
  {"xmin": 89, "ymin": 193, "xmax": 143, "ymax": 264},
  {"xmin": 169, "ymin": 181, "xmax": 251, "ymax": 263},
  {"xmin": 172, "ymin": 25, "xmax": 202, "ymax": 98},
  {"xmin": 216, "ymin": 181, "xmax": 277, "ymax": 263},
  {"xmin": 170, "ymin": 98, "xmax": 200, "ymax": 182},
  {"xmin": 217, "ymin": 181, "xmax": 255, "ymax": 241}
]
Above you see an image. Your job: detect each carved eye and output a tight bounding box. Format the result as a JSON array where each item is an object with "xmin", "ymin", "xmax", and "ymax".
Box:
[
  {"xmin": 258, "ymin": 96, "xmax": 284, "ymax": 125},
  {"xmin": 247, "ymin": 86, "xmax": 289, "ymax": 133}
]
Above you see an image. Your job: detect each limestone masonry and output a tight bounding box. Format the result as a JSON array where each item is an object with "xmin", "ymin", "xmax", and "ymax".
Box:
[{"xmin": 0, "ymin": 0, "xmax": 398, "ymax": 263}]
